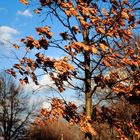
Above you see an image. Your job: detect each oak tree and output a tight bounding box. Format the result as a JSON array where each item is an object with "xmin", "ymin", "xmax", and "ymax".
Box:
[{"xmin": 9, "ymin": 0, "xmax": 140, "ymax": 139}]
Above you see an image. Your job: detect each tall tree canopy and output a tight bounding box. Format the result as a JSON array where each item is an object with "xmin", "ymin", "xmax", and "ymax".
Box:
[{"xmin": 8, "ymin": 0, "xmax": 140, "ymax": 139}]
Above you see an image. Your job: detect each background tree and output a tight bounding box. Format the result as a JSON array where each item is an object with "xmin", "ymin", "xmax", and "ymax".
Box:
[
  {"xmin": 29, "ymin": 120, "xmax": 85, "ymax": 140},
  {"xmin": 9, "ymin": 0, "xmax": 140, "ymax": 139},
  {"xmin": 0, "ymin": 73, "xmax": 35, "ymax": 140}
]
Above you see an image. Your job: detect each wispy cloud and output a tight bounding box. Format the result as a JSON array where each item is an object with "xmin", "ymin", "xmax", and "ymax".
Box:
[
  {"xmin": 0, "ymin": 8, "xmax": 8, "ymax": 13},
  {"xmin": 0, "ymin": 26, "xmax": 19, "ymax": 45},
  {"xmin": 17, "ymin": 9, "xmax": 33, "ymax": 17},
  {"xmin": 24, "ymin": 74, "xmax": 55, "ymax": 94},
  {"xmin": 0, "ymin": 26, "xmax": 19, "ymax": 67}
]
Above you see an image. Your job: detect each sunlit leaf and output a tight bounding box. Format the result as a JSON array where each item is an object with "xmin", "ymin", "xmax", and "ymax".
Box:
[
  {"xmin": 91, "ymin": 45, "xmax": 98, "ymax": 54},
  {"xmin": 99, "ymin": 43, "xmax": 107, "ymax": 51},
  {"xmin": 20, "ymin": 0, "xmax": 28, "ymax": 5}
]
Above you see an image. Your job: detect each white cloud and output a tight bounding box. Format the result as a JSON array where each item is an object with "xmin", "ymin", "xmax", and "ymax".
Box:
[
  {"xmin": 17, "ymin": 9, "xmax": 33, "ymax": 17},
  {"xmin": 39, "ymin": 74, "xmax": 55, "ymax": 86},
  {"xmin": 0, "ymin": 26, "xmax": 19, "ymax": 45},
  {"xmin": 42, "ymin": 101, "xmax": 52, "ymax": 111},
  {"xmin": 25, "ymin": 75, "xmax": 84, "ymax": 110},
  {"xmin": 24, "ymin": 74, "xmax": 56, "ymax": 94}
]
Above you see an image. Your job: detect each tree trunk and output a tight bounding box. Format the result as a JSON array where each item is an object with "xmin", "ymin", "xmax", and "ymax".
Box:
[
  {"xmin": 84, "ymin": 42, "xmax": 92, "ymax": 119},
  {"xmin": 84, "ymin": 37, "xmax": 92, "ymax": 140},
  {"xmin": 82, "ymin": 1, "xmax": 93, "ymax": 138},
  {"xmin": 85, "ymin": 93, "xmax": 92, "ymax": 119},
  {"xmin": 85, "ymin": 93, "xmax": 92, "ymax": 140}
]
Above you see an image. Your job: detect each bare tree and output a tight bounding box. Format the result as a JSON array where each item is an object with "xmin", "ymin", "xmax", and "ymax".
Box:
[{"xmin": 0, "ymin": 73, "xmax": 34, "ymax": 140}]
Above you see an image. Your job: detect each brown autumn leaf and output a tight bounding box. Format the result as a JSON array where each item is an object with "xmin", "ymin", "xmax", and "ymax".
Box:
[
  {"xmin": 36, "ymin": 26, "xmax": 53, "ymax": 39},
  {"xmin": 20, "ymin": 38, "xmax": 25, "ymax": 42},
  {"xmin": 25, "ymin": 65, "xmax": 30, "ymax": 73},
  {"xmin": 34, "ymin": 9, "xmax": 41, "ymax": 14},
  {"xmin": 26, "ymin": 36, "xmax": 34, "ymax": 41},
  {"xmin": 33, "ymin": 40, "xmax": 40, "ymax": 49},
  {"xmin": 89, "ymin": 8, "xmax": 98, "ymax": 15},
  {"xmin": 80, "ymin": 7, "xmax": 89, "ymax": 17},
  {"xmin": 63, "ymin": 56, "xmax": 69, "ymax": 61},
  {"xmin": 119, "ymin": 19, "xmax": 126, "ymax": 26},
  {"xmin": 106, "ymin": 30, "xmax": 114, "ymax": 37},
  {"xmin": 121, "ymin": 10, "xmax": 129, "ymax": 19},
  {"xmin": 69, "ymin": 51, "xmax": 76, "ymax": 56},
  {"xmin": 96, "ymin": 26, "xmax": 105, "ymax": 34},
  {"xmin": 46, "ymin": 31, "xmax": 53, "ymax": 39},
  {"xmin": 30, "ymin": 63, "xmax": 38, "ymax": 72},
  {"xmin": 65, "ymin": 10, "xmax": 71, "ymax": 17},
  {"xmin": 13, "ymin": 44, "xmax": 19, "ymax": 49},
  {"xmin": 82, "ymin": 44, "xmax": 90, "ymax": 51},
  {"xmin": 39, "ymin": 36, "xmax": 48, "ymax": 50},
  {"xmin": 128, "ymin": 14, "xmax": 135, "ymax": 23},
  {"xmin": 132, "ymin": 61, "xmax": 139, "ymax": 67},
  {"xmin": 35, "ymin": 52, "xmax": 44, "ymax": 60},
  {"xmin": 60, "ymin": 1, "xmax": 73, "ymax": 9},
  {"xmin": 14, "ymin": 64, "xmax": 23, "ymax": 70},
  {"xmin": 102, "ymin": 8, "xmax": 109, "ymax": 17},
  {"xmin": 70, "ymin": 42, "xmax": 82, "ymax": 53},
  {"xmin": 109, "ymin": 48, "xmax": 113, "ymax": 53},
  {"xmin": 72, "ymin": 26, "xmax": 79, "ymax": 34},
  {"xmin": 110, "ymin": 5, "xmax": 117, "ymax": 14},
  {"xmin": 91, "ymin": 45, "xmax": 98, "ymax": 54},
  {"xmin": 110, "ymin": 0, "xmax": 119, "ymax": 6},
  {"xmin": 124, "ymin": 29, "xmax": 132, "ymax": 37},
  {"xmin": 102, "ymin": 59, "xmax": 111, "ymax": 67},
  {"xmin": 19, "ymin": 77, "xmax": 29, "ymax": 84},
  {"xmin": 80, "ymin": 20, "xmax": 90, "ymax": 29},
  {"xmin": 6, "ymin": 69, "xmax": 16, "ymax": 77},
  {"xmin": 23, "ymin": 77, "xmax": 29, "ymax": 84},
  {"xmin": 69, "ymin": 8, "xmax": 78, "ymax": 16},
  {"xmin": 20, "ymin": 0, "xmax": 28, "ymax": 5},
  {"xmin": 54, "ymin": 61, "xmax": 66, "ymax": 73},
  {"xmin": 65, "ymin": 45, "xmax": 71, "ymax": 51},
  {"xmin": 122, "ymin": 0, "xmax": 130, "ymax": 6},
  {"xmin": 130, "ymin": 23, "xmax": 137, "ymax": 29},
  {"xmin": 60, "ymin": 32, "xmax": 69, "ymax": 40},
  {"xmin": 99, "ymin": 43, "xmax": 107, "ymax": 51},
  {"xmin": 67, "ymin": 63, "xmax": 75, "ymax": 71},
  {"xmin": 102, "ymin": 8, "xmax": 107, "ymax": 13},
  {"xmin": 77, "ymin": 15, "xmax": 84, "ymax": 20}
]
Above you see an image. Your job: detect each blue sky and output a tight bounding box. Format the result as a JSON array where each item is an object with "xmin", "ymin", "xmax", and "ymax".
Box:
[
  {"xmin": 0, "ymin": 0, "xmax": 37, "ymax": 36},
  {"xmin": 0, "ymin": 0, "xmax": 36, "ymax": 69},
  {"xmin": 1, "ymin": 0, "xmax": 139, "ymax": 70},
  {"xmin": 1, "ymin": 0, "xmax": 139, "ymax": 107},
  {"xmin": 0, "ymin": 0, "xmax": 65, "ymax": 104},
  {"xmin": 0, "ymin": 1, "xmax": 140, "ymax": 61},
  {"xmin": 0, "ymin": 0, "xmax": 71, "ymax": 71},
  {"xmin": 0, "ymin": 1, "xmax": 61, "ymax": 71},
  {"xmin": 0, "ymin": 0, "xmax": 83, "ymax": 106}
]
